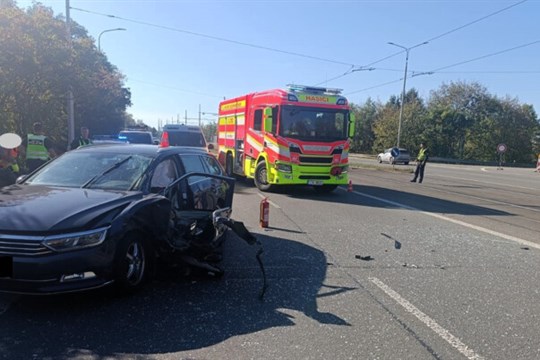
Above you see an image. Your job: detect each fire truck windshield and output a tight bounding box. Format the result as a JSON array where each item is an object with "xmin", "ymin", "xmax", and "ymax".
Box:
[{"xmin": 279, "ymin": 106, "xmax": 348, "ymax": 141}]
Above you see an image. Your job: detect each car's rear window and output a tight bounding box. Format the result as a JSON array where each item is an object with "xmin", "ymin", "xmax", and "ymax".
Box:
[
  {"xmin": 167, "ymin": 132, "xmax": 206, "ymax": 147},
  {"xmin": 119, "ymin": 132, "xmax": 153, "ymax": 144}
]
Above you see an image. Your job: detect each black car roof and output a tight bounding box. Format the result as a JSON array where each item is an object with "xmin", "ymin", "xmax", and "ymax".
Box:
[{"xmin": 74, "ymin": 144, "xmax": 209, "ymax": 157}]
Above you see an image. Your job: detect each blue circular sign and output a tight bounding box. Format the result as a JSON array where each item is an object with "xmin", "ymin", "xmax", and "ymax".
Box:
[{"xmin": 390, "ymin": 147, "xmax": 400, "ymax": 157}]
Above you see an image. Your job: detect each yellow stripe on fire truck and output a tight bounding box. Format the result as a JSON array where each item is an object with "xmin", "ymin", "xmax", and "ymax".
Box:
[{"xmin": 220, "ymin": 100, "xmax": 246, "ymax": 112}]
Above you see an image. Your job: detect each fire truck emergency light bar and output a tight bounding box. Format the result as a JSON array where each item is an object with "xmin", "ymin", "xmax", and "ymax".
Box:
[{"xmin": 286, "ymin": 84, "xmax": 343, "ymax": 95}]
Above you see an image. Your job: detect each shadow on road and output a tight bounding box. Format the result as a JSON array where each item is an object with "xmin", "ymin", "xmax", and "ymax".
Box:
[
  {"xmin": 278, "ymin": 183, "xmax": 510, "ymax": 217},
  {"xmin": 0, "ymin": 232, "xmax": 353, "ymax": 358}
]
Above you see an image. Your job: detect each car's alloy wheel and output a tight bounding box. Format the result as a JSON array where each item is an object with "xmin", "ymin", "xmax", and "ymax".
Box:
[
  {"xmin": 114, "ymin": 233, "xmax": 153, "ymax": 293},
  {"xmin": 254, "ymin": 161, "xmax": 273, "ymax": 191}
]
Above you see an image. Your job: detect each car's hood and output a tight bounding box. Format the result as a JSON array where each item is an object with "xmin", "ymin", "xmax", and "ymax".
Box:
[{"xmin": 0, "ymin": 184, "xmax": 143, "ymax": 233}]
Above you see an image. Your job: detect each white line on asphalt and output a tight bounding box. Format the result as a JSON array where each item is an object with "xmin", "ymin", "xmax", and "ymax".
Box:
[
  {"xmin": 424, "ymin": 184, "xmax": 540, "ymax": 214},
  {"xmin": 370, "ymin": 277, "xmax": 485, "ymax": 360},
  {"xmin": 432, "ymin": 173, "xmax": 539, "ymax": 192},
  {"xmin": 341, "ymin": 187, "xmax": 540, "ymax": 250},
  {"xmin": 256, "ymin": 193, "xmax": 281, "ymax": 209}
]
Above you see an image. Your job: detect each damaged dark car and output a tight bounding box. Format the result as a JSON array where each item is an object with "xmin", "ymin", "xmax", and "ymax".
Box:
[{"xmin": 0, "ymin": 144, "xmax": 259, "ymax": 295}]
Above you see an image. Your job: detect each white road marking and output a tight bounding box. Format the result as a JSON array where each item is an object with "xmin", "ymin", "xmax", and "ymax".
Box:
[
  {"xmin": 432, "ymin": 173, "xmax": 539, "ymax": 192},
  {"xmin": 256, "ymin": 193, "xmax": 281, "ymax": 209},
  {"xmin": 370, "ymin": 277, "xmax": 485, "ymax": 360},
  {"xmin": 341, "ymin": 187, "xmax": 540, "ymax": 250},
  {"xmin": 425, "ymin": 185, "xmax": 540, "ymax": 214}
]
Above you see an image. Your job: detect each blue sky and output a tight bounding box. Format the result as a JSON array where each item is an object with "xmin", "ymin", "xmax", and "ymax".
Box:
[{"xmin": 16, "ymin": 0, "xmax": 540, "ymax": 130}]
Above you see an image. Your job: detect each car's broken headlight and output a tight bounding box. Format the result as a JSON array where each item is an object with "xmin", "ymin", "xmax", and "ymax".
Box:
[{"xmin": 43, "ymin": 227, "xmax": 109, "ymax": 252}]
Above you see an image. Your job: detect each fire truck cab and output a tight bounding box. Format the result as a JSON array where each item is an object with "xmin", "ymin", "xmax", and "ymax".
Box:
[{"xmin": 217, "ymin": 84, "xmax": 355, "ymax": 192}]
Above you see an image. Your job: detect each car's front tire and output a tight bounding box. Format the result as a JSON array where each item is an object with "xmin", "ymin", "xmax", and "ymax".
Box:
[
  {"xmin": 114, "ymin": 232, "xmax": 154, "ymax": 293},
  {"xmin": 377, "ymin": 156, "xmax": 382, "ymax": 163}
]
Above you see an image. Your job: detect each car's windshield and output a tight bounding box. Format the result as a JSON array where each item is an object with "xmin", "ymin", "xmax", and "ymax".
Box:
[
  {"xmin": 25, "ymin": 151, "xmax": 153, "ymax": 190},
  {"xmin": 279, "ymin": 106, "xmax": 348, "ymax": 141}
]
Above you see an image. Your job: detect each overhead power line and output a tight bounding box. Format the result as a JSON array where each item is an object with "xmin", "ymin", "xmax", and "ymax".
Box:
[
  {"xmin": 345, "ymin": 40, "xmax": 540, "ymax": 96},
  {"xmin": 421, "ymin": 40, "xmax": 540, "ymax": 74},
  {"xmin": 70, "ymin": 6, "xmax": 355, "ymax": 67},
  {"xmin": 321, "ymin": 0, "xmax": 529, "ymax": 86}
]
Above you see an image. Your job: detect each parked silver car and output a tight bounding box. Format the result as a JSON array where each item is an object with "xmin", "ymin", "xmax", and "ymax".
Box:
[{"xmin": 377, "ymin": 147, "xmax": 410, "ymax": 165}]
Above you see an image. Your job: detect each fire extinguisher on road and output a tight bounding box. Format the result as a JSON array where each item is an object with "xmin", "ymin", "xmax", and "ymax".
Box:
[{"xmin": 260, "ymin": 197, "xmax": 269, "ymax": 228}]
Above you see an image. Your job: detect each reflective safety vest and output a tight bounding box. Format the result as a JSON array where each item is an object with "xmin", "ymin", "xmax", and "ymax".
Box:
[
  {"xmin": 417, "ymin": 147, "xmax": 428, "ymax": 161},
  {"xmin": 26, "ymin": 134, "xmax": 49, "ymax": 160},
  {"xmin": 75, "ymin": 137, "xmax": 92, "ymax": 148}
]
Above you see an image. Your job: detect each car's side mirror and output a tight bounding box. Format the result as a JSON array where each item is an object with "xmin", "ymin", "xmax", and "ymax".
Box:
[
  {"xmin": 16, "ymin": 174, "xmax": 28, "ymax": 184},
  {"xmin": 207, "ymin": 143, "xmax": 215, "ymax": 150}
]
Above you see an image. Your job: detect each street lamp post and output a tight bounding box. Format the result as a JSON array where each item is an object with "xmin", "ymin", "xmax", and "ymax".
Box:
[
  {"xmin": 387, "ymin": 41, "xmax": 428, "ymax": 148},
  {"xmin": 98, "ymin": 28, "xmax": 126, "ymax": 52}
]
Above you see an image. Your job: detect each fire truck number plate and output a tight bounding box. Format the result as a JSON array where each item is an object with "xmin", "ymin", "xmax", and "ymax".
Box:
[{"xmin": 308, "ymin": 180, "xmax": 324, "ymax": 186}]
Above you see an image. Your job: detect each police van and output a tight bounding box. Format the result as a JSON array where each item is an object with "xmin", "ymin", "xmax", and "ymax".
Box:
[{"xmin": 159, "ymin": 124, "xmax": 212, "ymax": 150}]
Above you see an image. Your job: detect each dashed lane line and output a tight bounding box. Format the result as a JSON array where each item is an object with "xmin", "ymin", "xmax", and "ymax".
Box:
[
  {"xmin": 340, "ymin": 187, "xmax": 540, "ymax": 250},
  {"xmin": 370, "ymin": 277, "xmax": 485, "ymax": 360}
]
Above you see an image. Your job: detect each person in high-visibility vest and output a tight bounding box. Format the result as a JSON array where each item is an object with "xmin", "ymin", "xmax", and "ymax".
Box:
[
  {"xmin": 410, "ymin": 142, "xmax": 429, "ymax": 183},
  {"xmin": 0, "ymin": 147, "xmax": 20, "ymax": 188},
  {"xmin": 23, "ymin": 122, "xmax": 57, "ymax": 172},
  {"xmin": 70, "ymin": 126, "xmax": 93, "ymax": 150}
]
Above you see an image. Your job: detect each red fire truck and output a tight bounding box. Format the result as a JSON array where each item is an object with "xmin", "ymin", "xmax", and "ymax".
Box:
[{"xmin": 217, "ymin": 84, "xmax": 356, "ymax": 192}]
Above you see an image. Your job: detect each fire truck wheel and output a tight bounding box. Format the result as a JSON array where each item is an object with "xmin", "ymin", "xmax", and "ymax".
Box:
[{"xmin": 254, "ymin": 161, "xmax": 273, "ymax": 192}]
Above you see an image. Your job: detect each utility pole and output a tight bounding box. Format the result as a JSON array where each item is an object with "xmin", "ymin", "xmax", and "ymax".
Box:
[
  {"xmin": 387, "ymin": 41, "xmax": 428, "ymax": 148},
  {"xmin": 65, "ymin": 0, "xmax": 75, "ymax": 147},
  {"xmin": 198, "ymin": 104, "xmax": 201, "ymax": 126},
  {"xmin": 184, "ymin": 110, "xmax": 187, "ymax": 125}
]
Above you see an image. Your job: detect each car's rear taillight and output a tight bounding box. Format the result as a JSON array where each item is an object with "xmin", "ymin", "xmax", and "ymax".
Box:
[{"xmin": 160, "ymin": 131, "xmax": 170, "ymax": 147}]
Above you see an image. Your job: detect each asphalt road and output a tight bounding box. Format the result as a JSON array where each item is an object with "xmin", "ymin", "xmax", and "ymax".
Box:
[{"xmin": 1, "ymin": 160, "xmax": 539, "ymax": 360}]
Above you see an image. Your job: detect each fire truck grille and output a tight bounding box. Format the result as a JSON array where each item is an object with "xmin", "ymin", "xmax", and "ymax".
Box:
[
  {"xmin": 0, "ymin": 235, "xmax": 52, "ymax": 256},
  {"xmin": 299, "ymin": 156, "xmax": 333, "ymax": 164}
]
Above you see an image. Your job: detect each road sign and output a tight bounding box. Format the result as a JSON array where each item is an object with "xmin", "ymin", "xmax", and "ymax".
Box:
[
  {"xmin": 497, "ymin": 143, "xmax": 507, "ymax": 153},
  {"xmin": 390, "ymin": 147, "xmax": 400, "ymax": 157}
]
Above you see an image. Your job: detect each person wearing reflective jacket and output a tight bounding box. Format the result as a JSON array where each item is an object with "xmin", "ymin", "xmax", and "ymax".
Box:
[
  {"xmin": 24, "ymin": 122, "xmax": 56, "ymax": 172},
  {"xmin": 410, "ymin": 142, "xmax": 429, "ymax": 183},
  {"xmin": 70, "ymin": 126, "xmax": 93, "ymax": 150}
]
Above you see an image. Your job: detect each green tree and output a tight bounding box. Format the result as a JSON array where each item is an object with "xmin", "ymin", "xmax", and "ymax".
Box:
[
  {"xmin": 0, "ymin": 2, "xmax": 132, "ymax": 151},
  {"xmin": 371, "ymin": 88, "xmax": 426, "ymax": 153},
  {"xmin": 350, "ymin": 99, "xmax": 377, "ymax": 153}
]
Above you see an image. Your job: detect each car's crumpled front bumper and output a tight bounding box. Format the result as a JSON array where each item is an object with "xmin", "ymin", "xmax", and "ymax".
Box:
[{"xmin": 0, "ymin": 242, "xmax": 116, "ymax": 295}]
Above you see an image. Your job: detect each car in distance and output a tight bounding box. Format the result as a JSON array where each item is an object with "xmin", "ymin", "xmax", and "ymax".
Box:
[
  {"xmin": 0, "ymin": 144, "xmax": 254, "ymax": 295},
  {"xmin": 377, "ymin": 147, "xmax": 410, "ymax": 165},
  {"xmin": 160, "ymin": 124, "xmax": 213, "ymax": 151},
  {"xmin": 118, "ymin": 130, "xmax": 154, "ymax": 144}
]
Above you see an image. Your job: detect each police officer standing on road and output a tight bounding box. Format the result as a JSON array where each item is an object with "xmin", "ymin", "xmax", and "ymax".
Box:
[
  {"xmin": 410, "ymin": 142, "xmax": 429, "ymax": 183},
  {"xmin": 70, "ymin": 126, "xmax": 93, "ymax": 150},
  {"xmin": 23, "ymin": 122, "xmax": 57, "ymax": 172}
]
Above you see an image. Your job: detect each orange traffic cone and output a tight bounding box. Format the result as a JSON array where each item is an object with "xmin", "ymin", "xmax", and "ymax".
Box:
[{"xmin": 348, "ymin": 180, "xmax": 353, "ymax": 192}]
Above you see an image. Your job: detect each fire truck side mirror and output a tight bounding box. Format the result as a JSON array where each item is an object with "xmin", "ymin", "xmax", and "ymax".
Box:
[
  {"xmin": 263, "ymin": 107, "xmax": 273, "ymax": 133},
  {"xmin": 348, "ymin": 113, "xmax": 356, "ymax": 138}
]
